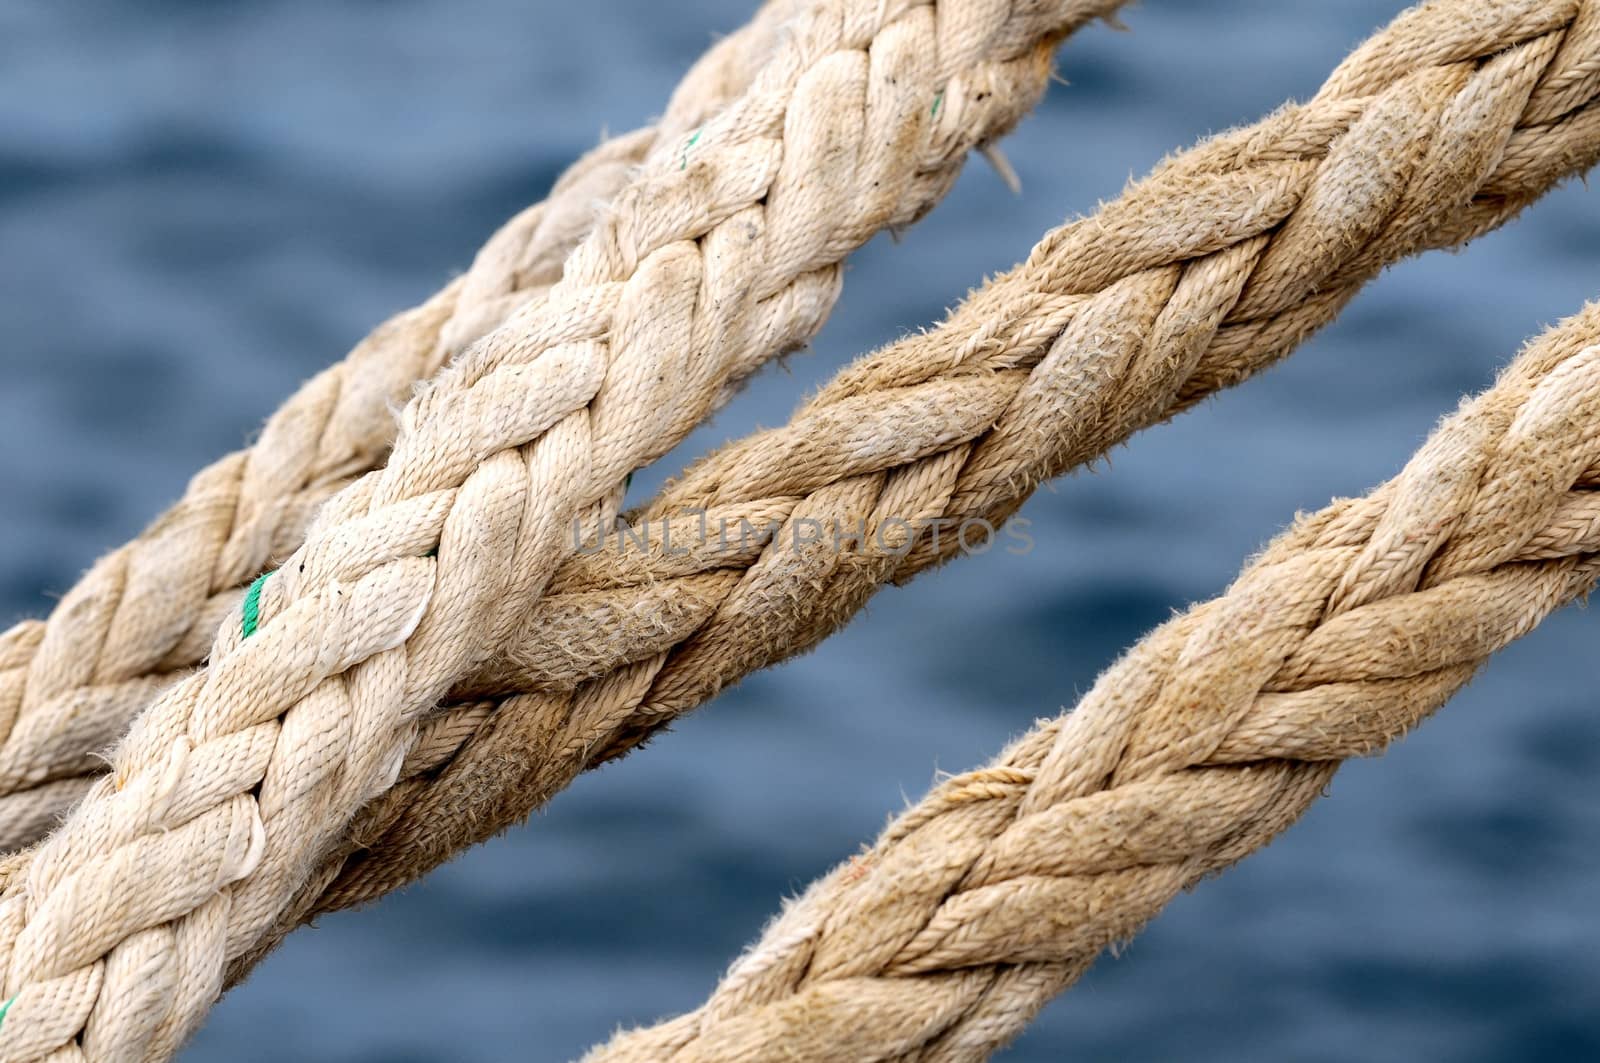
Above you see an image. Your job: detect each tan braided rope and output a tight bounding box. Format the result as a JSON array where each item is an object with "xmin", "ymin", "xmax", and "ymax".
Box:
[
  {"xmin": 579, "ymin": 299, "xmax": 1600, "ymax": 1063},
  {"xmin": 0, "ymin": 2, "xmax": 1125, "ymax": 1059},
  {"xmin": 249, "ymin": 0, "xmax": 1600, "ymax": 941},
  {"xmin": 0, "ymin": 0, "xmax": 811, "ymax": 854}
]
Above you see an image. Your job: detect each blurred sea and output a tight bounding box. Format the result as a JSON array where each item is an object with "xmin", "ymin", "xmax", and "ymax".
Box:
[{"xmin": 2, "ymin": 2, "xmax": 1598, "ymax": 1060}]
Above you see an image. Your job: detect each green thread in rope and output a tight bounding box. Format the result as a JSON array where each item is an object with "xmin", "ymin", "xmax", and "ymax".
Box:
[
  {"xmin": 680, "ymin": 128, "xmax": 702, "ymax": 170},
  {"xmin": 241, "ymin": 572, "xmax": 268, "ymax": 639},
  {"xmin": 931, "ymin": 90, "xmax": 944, "ymax": 118},
  {"xmin": 239, "ymin": 546, "xmax": 444, "ymax": 640},
  {"xmin": 0, "ymin": 994, "xmax": 16, "ymax": 1032}
]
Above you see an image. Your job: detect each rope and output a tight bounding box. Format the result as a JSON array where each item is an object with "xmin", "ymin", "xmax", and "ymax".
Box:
[
  {"xmin": 245, "ymin": 0, "xmax": 1600, "ymax": 944},
  {"xmin": 580, "ymin": 300, "xmax": 1600, "ymax": 1063},
  {"xmin": 0, "ymin": 0, "xmax": 1593, "ymax": 1050},
  {"xmin": 0, "ymin": 2, "xmax": 1123, "ymax": 1058}
]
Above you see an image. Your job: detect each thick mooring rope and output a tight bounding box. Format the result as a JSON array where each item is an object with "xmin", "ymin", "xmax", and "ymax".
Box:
[
  {"xmin": 581, "ymin": 301, "xmax": 1600, "ymax": 1063},
  {"xmin": 246, "ymin": 0, "xmax": 1600, "ymax": 942},
  {"xmin": 2, "ymin": 1, "xmax": 1598, "ymax": 1059},
  {"xmin": 0, "ymin": 0, "xmax": 810, "ymax": 853},
  {"xmin": 0, "ymin": 2, "xmax": 1127, "ymax": 1058}
]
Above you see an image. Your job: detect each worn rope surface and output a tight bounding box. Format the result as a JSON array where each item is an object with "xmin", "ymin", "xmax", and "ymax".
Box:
[
  {"xmin": 0, "ymin": 0, "xmax": 808, "ymax": 853},
  {"xmin": 0, "ymin": 2, "xmax": 1124, "ymax": 1058},
  {"xmin": 581, "ymin": 299, "xmax": 1600, "ymax": 1062},
  {"xmin": 255, "ymin": 0, "xmax": 1600, "ymax": 940}
]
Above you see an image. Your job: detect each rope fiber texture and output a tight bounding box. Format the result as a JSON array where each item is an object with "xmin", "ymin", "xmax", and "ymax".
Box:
[
  {"xmin": 250, "ymin": 0, "xmax": 1600, "ymax": 948},
  {"xmin": 578, "ymin": 300, "xmax": 1600, "ymax": 1062},
  {"xmin": 0, "ymin": 1, "xmax": 1128, "ymax": 1059},
  {"xmin": 0, "ymin": 0, "xmax": 812, "ymax": 854}
]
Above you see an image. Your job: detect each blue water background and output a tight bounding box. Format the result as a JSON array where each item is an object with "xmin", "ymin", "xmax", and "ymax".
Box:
[{"xmin": 2, "ymin": 2, "xmax": 1598, "ymax": 1059}]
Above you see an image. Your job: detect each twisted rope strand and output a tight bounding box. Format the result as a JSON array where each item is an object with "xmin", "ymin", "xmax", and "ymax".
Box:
[
  {"xmin": 0, "ymin": 2, "xmax": 1124, "ymax": 1058},
  {"xmin": 581, "ymin": 302, "xmax": 1600, "ymax": 1063},
  {"xmin": 0, "ymin": 0, "xmax": 806, "ymax": 853},
  {"xmin": 278, "ymin": 0, "xmax": 1600, "ymax": 934}
]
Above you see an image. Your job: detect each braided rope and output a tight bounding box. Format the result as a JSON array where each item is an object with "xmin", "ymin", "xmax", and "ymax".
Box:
[
  {"xmin": 0, "ymin": 2, "xmax": 1123, "ymax": 1058},
  {"xmin": 262, "ymin": 0, "xmax": 1600, "ymax": 939},
  {"xmin": 0, "ymin": 0, "xmax": 808, "ymax": 852},
  {"xmin": 579, "ymin": 301, "xmax": 1600, "ymax": 1062}
]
